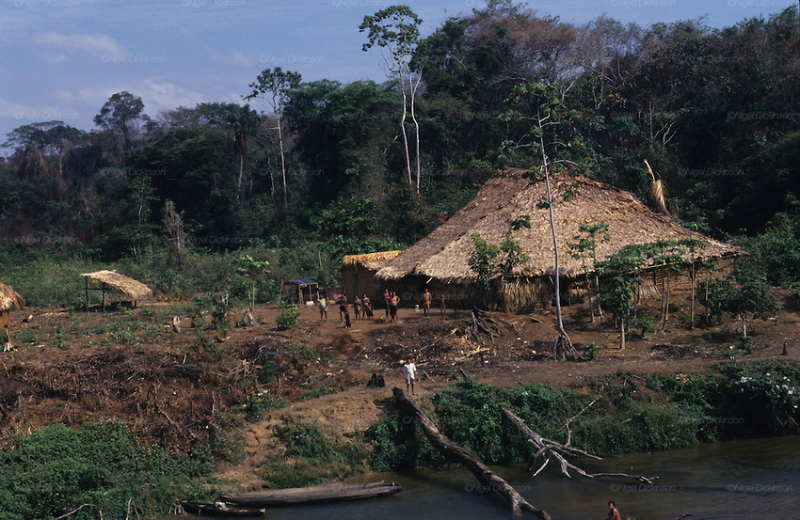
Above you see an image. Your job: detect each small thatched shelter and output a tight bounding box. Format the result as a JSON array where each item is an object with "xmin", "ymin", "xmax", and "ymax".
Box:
[
  {"xmin": 341, "ymin": 251, "xmax": 403, "ymax": 303},
  {"xmin": 377, "ymin": 169, "xmax": 741, "ymax": 311},
  {"xmin": 0, "ymin": 282, "xmax": 24, "ymax": 329},
  {"xmin": 81, "ymin": 270, "xmax": 153, "ymax": 310}
]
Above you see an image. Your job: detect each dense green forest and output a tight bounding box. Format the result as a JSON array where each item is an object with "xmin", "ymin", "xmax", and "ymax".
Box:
[{"xmin": 3, "ymin": 1, "xmax": 800, "ymax": 304}]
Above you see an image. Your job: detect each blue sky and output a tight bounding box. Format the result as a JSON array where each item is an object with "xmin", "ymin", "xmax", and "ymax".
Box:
[{"xmin": 1, "ymin": 0, "xmax": 796, "ymax": 151}]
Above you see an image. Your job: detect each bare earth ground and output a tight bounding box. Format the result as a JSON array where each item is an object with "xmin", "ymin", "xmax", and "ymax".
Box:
[{"xmin": 1, "ymin": 289, "xmax": 799, "ymax": 491}]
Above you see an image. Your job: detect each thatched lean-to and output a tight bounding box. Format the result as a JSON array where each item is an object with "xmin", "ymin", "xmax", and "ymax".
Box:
[
  {"xmin": 340, "ymin": 251, "xmax": 403, "ymax": 303},
  {"xmin": 0, "ymin": 282, "xmax": 24, "ymax": 329},
  {"xmin": 377, "ymin": 169, "xmax": 741, "ymax": 312},
  {"xmin": 81, "ymin": 270, "xmax": 153, "ymax": 309}
]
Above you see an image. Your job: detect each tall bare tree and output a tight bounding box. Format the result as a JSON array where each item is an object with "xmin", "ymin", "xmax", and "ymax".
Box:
[
  {"xmin": 360, "ymin": 5, "xmax": 423, "ymax": 193},
  {"xmin": 246, "ymin": 68, "xmax": 302, "ymax": 211}
]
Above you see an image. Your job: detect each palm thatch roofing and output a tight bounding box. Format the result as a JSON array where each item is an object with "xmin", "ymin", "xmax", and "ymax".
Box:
[
  {"xmin": 80, "ymin": 270, "xmax": 153, "ymax": 300},
  {"xmin": 377, "ymin": 169, "xmax": 741, "ymax": 282},
  {"xmin": 0, "ymin": 282, "xmax": 24, "ymax": 312},
  {"xmin": 341, "ymin": 250, "xmax": 403, "ymax": 270}
]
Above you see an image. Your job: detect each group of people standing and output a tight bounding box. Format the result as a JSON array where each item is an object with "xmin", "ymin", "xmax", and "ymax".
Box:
[
  {"xmin": 315, "ymin": 287, "xmax": 447, "ymax": 327},
  {"xmin": 317, "ymin": 292, "xmax": 375, "ymax": 328}
]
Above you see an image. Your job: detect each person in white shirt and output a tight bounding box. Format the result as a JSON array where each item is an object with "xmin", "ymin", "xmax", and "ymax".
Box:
[{"xmin": 402, "ymin": 359, "xmax": 417, "ymax": 395}]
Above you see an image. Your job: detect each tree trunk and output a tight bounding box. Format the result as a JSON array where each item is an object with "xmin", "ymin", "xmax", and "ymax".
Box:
[
  {"xmin": 741, "ymin": 314, "xmax": 747, "ymax": 337},
  {"xmin": 392, "ymin": 388, "xmax": 551, "ymax": 519},
  {"xmin": 663, "ymin": 268, "xmax": 671, "ymax": 328},
  {"xmin": 620, "ymin": 320, "xmax": 626, "ymax": 350},
  {"xmin": 409, "ymin": 69, "xmax": 422, "ymax": 194},
  {"xmin": 541, "ymin": 165, "xmax": 577, "ymax": 360},
  {"xmin": 276, "ymin": 115, "xmax": 288, "ymax": 212},
  {"xmin": 237, "ymin": 154, "xmax": 244, "ymax": 201},
  {"xmin": 398, "ymin": 70, "xmax": 413, "ymax": 189},
  {"xmin": 3, "ymin": 329, "xmax": 12, "ymax": 352},
  {"xmin": 690, "ymin": 261, "xmax": 696, "ymax": 330}
]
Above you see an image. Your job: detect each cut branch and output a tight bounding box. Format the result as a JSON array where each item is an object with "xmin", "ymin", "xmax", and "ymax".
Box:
[
  {"xmin": 503, "ymin": 409, "xmax": 654, "ymax": 484},
  {"xmin": 393, "ymin": 388, "xmax": 550, "ymax": 519}
]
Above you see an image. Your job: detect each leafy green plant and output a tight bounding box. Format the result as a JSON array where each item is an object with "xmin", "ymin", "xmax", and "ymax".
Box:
[
  {"xmin": 276, "ymin": 301, "xmax": 301, "ymax": 331},
  {"xmin": 0, "ymin": 421, "xmax": 211, "ymax": 519},
  {"xmin": 583, "ymin": 342, "xmax": 599, "ymax": 362},
  {"xmin": 244, "ymin": 393, "xmax": 286, "ymax": 423}
]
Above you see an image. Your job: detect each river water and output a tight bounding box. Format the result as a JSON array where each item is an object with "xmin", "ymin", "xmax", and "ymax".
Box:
[{"xmin": 164, "ymin": 436, "xmax": 800, "ymax": 520}]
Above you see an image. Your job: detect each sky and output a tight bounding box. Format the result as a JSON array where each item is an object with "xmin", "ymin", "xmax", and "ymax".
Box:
[{"xmin": 1, "ymin": 0, "xmax": 796, "ymax": 152}]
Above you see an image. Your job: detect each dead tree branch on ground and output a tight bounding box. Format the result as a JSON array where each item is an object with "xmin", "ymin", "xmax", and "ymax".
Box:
[{"xmin": 393, "ymin": 387, "xmax": 551, "ymax": 519}]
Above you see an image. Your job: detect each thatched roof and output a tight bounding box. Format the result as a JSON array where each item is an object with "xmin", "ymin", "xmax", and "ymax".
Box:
[
  {"xmin": 377, "ymin": 169, "xmax": 741, "ymax": 282},
  {"xmin": 341, "ymin": 250, "xmax": 403, "ymax": 271},
  {"xmin": 81, "ymin": 270, "xmax": 153, "ymax": 300},
  {"xmin": 0, "ymin": 282, "xmax": 24, "ymax": 312}
]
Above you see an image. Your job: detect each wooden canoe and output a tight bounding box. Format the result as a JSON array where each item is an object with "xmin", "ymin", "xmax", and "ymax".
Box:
[
  {"xmin": 223, "ymin": 481, "xmax": 403, "ymax": 506},
  {"xmin": 178, "ymin": 500, "xmax": 266, "ymax": 517}
]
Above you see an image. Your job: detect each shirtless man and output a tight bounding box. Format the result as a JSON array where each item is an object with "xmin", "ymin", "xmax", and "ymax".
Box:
[
  {"xmin": 421, "ymin": 288, "xmax": 432, "ymax": 318},
  {"xmin": 606, "ymin": 501, "xmax": 621, "ymax": 520},
  {"xmin": 389, "ymin": 291, "xmax": 401, "ymax": 323},
  {"xmin": 383, "ymin": 289, "xmax": 391, "ymax": 320}
]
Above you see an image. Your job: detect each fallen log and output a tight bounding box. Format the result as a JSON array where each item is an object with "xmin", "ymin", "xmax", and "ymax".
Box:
[
  {"xmin": 503, "ymin": 409, "xmax": 654, "ymax": 484},
  {"xmin": 393, "ymin": 387, "xmax": 550, "ymax": 519}
]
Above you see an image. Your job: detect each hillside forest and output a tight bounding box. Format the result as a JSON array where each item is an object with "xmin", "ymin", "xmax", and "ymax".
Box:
[{"xmin": 3, "ymin": 1, "xmax": 800, "ymax": 305}]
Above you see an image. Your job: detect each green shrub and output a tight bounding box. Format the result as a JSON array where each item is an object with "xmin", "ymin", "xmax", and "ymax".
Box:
[
  {"xmin": 244, "ymin": 393, "xmax": 286, "ymax": 423},
  {"xmin": 0, "ymin": 421, "xmax": 211, "ymax": 519},
  {"xmin": 264, "ymin": 419, "xmax": 368, "ymax": 488},
  {"xmin": 276, "ymin": 301, "xmax": 301, "ymax": 331}
]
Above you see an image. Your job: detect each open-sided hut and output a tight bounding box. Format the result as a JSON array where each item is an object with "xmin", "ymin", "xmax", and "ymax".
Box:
[
  {"xmin": 340, "ymin": 251, "xmax": 403, "ymax": 302},
  {"xmin": 286, "ymin": 279, "xmax": 320, "ymax": 305},
  {"xmin": 0, "ymin": 282, "xmax": 24, "ymax": 329},
  {"xmin": 377, "ymin": 169, "xmax": 741, "ymax": 312},
  {"xmin": 81, "ymin": 270, "xmax": 153, "ymax": 310}
]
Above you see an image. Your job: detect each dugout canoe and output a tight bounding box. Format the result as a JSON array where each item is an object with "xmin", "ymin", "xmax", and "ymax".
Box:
[
  {"xmin": 223, "ymin": 481, "xmax": 403, "ymax": 506},
  {"xmin": 178, "ymin": 500, "xmax": 266, "ymax": 517}
]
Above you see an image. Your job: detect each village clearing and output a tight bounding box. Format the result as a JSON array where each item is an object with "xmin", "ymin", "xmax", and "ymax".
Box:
[{"xmin": 1, "ymin": 289, "xmax": 799, "ymax": 492}]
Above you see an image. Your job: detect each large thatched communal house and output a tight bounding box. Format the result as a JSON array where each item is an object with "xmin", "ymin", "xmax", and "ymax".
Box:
[
  {"xmin": 0, "ymin": 282, "xmax": 24, "ymax": 329},
  {"xmin": 376, "ymin": 169, "xmax": 741, "ymax": 312},
  {"xmin": 341, "ymin": 251, "xmax": 403, "ymax": 302}
]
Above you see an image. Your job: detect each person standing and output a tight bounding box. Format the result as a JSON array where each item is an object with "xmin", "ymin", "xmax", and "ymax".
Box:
[
  {"xmin": 402, "ymin": 359, "xmax": 417, "ymax": 395},
  {"xmin": 389, "ymin": 291, "xmax": 400, "ymax": 323},
  {"xmin": 383, "ymin": 288, "xmax": 391, "ymax": 321},
  {"xmin": 422, "ymin": 288, "xmax": 432, "ymax": 318},
  {"xmin": 338, "ymin": 292, "xmax": 348, "ymax": 322},
  {"xmin": 363, "ymin": 294, "xmax": 373, "ymax": 318},
  {"xmin": 354, "ymin": 295, "xmax": 362, "ymax": 322},
  {"xmin": 606, "ymin": 501, "xmax": 621, "ymax": 520},
  {"xmin": 316, "ymin": 298, "xmax": 328, "ymax": 322}
]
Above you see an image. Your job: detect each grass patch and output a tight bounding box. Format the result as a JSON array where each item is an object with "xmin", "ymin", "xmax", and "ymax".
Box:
[{"xmin": 261, "ymin": 418, "xmax": 368, "ymax": 488}]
